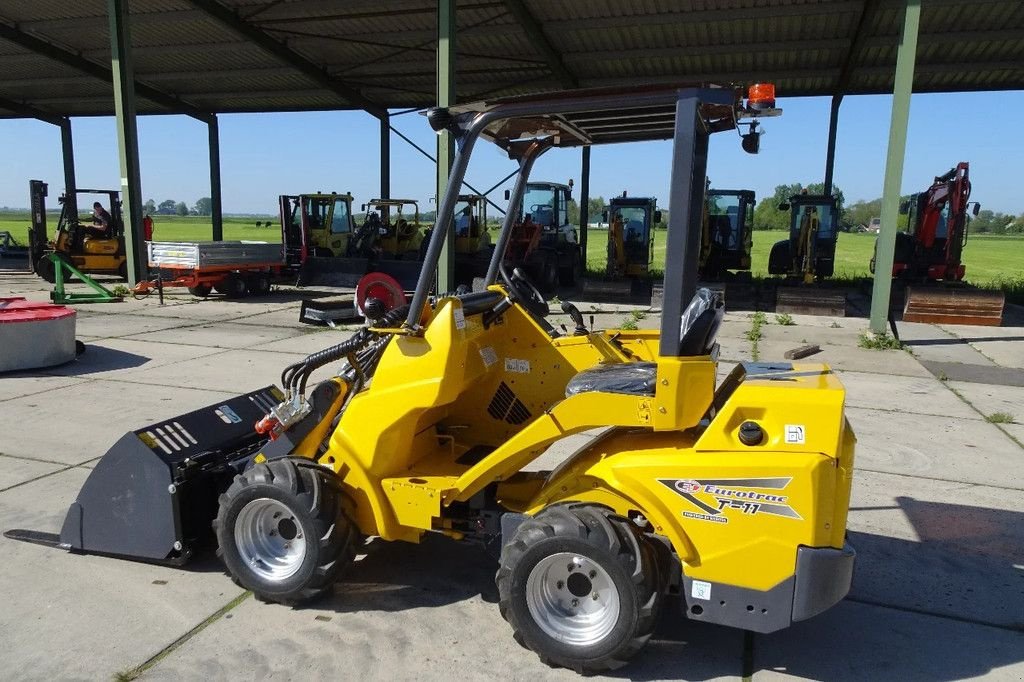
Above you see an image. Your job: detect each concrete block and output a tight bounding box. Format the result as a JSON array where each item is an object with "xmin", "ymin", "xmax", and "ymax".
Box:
[
  {"xmin": 143, "ymin": 535, "xmax": 744, "ymax": 682},
  {"xmin": 0, "ymin": 455, "xmax": 66, "ymax": 491},
  {"xmin": 120, "ymin": 350, "xmax": 304, "ymax": 394},
  {"xmin": 847, "ymin": 470, "xmax": 1024, "ymax": 628},
  {"xmin": 0, "ymin": 467, "xmax": 247, "ymax": 681},
  {"xmin": 948, "ymin": 381, "xmax": 1024, "ymax": 424},
  {"xmin": 838, "ymin": 371, "xmax": 978, "ymax": 420},
  {"xmin": 0, "ymin": 375, "xmax": 87, "ymax": 402},
  {"xmin": 846, "ymin": 407, "xmax": 1024, "ymax": 487},
  {"xmin": 0, "ymin": 381, "xmax": 237, "ymax": 464},
  {"xmin": 126, "ymin": 321, "xmax": 304, "ymax": 350},
  {"xmin": 755, "ymin": 600, "xmax": 1024, "ymax": 681}
]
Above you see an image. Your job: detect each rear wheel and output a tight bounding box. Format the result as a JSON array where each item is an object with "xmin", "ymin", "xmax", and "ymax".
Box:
[
  {"xmin": 35, "ymin": 255, "xmax": 56, "ymax": 283},
  {"xmin": 246, "ymin": 274, "xmax": 272, "ymax": 296},
  {"xmin": 215, "ymin": 274, "xmax": 247, "ymax": 298},
  {"xmin": 559, "ymin": 249, "xmax": 582, "ymax": 286},
  {"xmin": 188, "ymin": 284, "xmax": 212, "ymax": 297},
  {"xmin": 496, "ymin": 503, "xmax": 662, "ymax": 674},
  {"xmin": 214, "ymin": 457, "xmax": 357, "ymax": 605}
]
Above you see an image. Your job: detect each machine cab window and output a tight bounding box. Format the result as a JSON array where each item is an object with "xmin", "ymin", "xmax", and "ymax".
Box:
[
  {"xmin": 708, "ymin": 193, "xmax": 741, "ymax": 248},
  {"xmin": 523, "ymin": 185, "xmax": 556, "ymax": 227},
  {"xmin": 304, "ymin": 197, "xmax": 331, "ymax": 231},
  {"xmin": 331, "ymin": 198, "xmax": 351, "ymax": 234}
]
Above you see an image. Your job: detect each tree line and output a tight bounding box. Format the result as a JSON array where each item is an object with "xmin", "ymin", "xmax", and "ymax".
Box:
[{"xmin": 144, "ymin": 197, "xmax": 213, "ymax": 217}]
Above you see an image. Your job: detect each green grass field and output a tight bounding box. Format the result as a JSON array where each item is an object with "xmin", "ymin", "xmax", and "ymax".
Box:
[{"xmin": 3, "ymin": 214, "xmax": 1020, "ymax": 292}]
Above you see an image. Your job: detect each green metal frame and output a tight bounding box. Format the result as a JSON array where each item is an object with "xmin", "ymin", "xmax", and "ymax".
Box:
[
  {"xmin": 870, "ymin": 0, "xmax": 921, "ymax": 333},
  {"xmin": 435, "ymin": 0, "xmax": 456, "ymax": 293},
  {"xmin": 48, "ymin": 254, "xmax": 122, "ymax": 304}
]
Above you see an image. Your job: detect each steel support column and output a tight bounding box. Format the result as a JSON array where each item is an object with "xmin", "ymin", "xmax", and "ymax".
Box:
[
  {"xmin": 380, "ymin": 112, "xmax": 391, "ymax": 200},
  {"xmin": 870, "ymin": 0, "xmax": 920, "ymax": 333},
  {"xmin": 436, "ymin": 0, "xmax": 456, "ymax": 292},
  {"xmin": 108, "ymin": 0, "xmax": 146, "ymax": 285},
  {"xmin": 59, "ymin": 117, "xmax": 78, "ymax": 219},
  {"xmin": 578, "ymin": 146, "xmax": 591, "ymax": 266},
  {"xmin": 208, "ymin": 114, "xmax": 223, "ymax": 241},
  {"xmin": 823, "ymin": 95, "xmax": 842, "ymax": 196}
]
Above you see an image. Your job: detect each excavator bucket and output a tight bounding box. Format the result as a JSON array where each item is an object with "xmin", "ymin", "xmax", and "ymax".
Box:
[
  {"xmin": 775, "ymin": 287, "xmax": 847, "ymax": 316},
  {"xmin": 903, "ymin": 286, "xmax": 1004, "ymax": 326},
  {"xmin": 6, "ymin": 387, "xmax": 280, "ymax": 564}
]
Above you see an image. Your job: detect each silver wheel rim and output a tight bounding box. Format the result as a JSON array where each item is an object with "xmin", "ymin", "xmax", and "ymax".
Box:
[
  {"xmin": 526, "ymin": 552, "xmax": 620, "ymax": 646},
  {"xmin": 234, "ymin": 498, "xmax": 306, "ymax": 581}
]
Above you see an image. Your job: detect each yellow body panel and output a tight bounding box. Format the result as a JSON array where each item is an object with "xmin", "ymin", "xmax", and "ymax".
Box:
[{"xmin": 306, "ymin": 289, "xmax": 853, "ymax": 595}]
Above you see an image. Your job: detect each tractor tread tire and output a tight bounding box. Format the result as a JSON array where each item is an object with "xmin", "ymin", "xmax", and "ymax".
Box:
[
  {"xmin": 496, "ymin": 502, "xmax": 662, "ymax": 674},
  {"xmin": 214, "ymin": 457, "xmax": 357, "ymax": 606}
]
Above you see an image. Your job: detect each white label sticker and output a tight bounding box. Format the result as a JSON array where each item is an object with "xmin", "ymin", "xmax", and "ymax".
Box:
[
  {"xmin": 479, "ymin": 346, "xmax": 497, "ymax": 367},
  {"xmin": 216, "ymin": 405, "xmax": 242, "ymax": 424},
  {"xmin": 691, "ymin": 580, "xmax": 712, "ymax": 601},
  {"xmin": 785, "ymin": 424, "xmax": 806, "ymax": 444},
  {"xmin": 453, "ymin": 308, "xmax": 466, "ymax": 330},
  {"xmin": 504, "ymin": 358, "xmax": 531, "ymax": 374}
]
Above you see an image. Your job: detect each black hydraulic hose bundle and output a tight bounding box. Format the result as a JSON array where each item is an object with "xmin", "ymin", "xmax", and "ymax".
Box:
[{"xmin": 282, "ymin": 305, "xmax": 410, "ymax": 397}]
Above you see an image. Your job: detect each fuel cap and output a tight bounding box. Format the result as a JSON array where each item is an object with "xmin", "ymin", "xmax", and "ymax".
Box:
[{"xmin": 738, "ymin": 421, "xmax": 764, "ymax": 446}]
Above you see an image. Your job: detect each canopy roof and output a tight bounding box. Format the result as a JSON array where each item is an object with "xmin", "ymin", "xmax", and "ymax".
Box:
[{"xmin": 1, "ymin": 0, "xmax": 1021, "ymax": 122}]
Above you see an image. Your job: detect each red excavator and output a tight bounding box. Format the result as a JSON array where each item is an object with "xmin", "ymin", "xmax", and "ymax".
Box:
[{"xmin": 872, "ymin": 162, "xmax": 1003, "ymax": 325}]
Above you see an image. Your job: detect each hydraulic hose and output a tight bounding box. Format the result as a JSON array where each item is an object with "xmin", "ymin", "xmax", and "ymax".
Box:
[{"xmin": 290, "ymin": 305, "xmax": 410, "ymax": 396}]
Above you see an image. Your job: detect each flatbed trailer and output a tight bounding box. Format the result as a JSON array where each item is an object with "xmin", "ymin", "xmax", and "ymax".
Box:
[{"xmin": 134, "ymin": 241, "xmax": 292, "ymax": 298}]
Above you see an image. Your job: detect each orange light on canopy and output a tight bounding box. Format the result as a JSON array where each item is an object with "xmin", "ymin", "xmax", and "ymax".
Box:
[{"xmin": 747, "ymin": 83, "xmax": 776, "ymax": 109}]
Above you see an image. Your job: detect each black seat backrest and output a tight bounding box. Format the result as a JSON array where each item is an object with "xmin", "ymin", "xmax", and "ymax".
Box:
[{"xmin": 678, "ymin": 288, "xmax": 725, "ymax": 356}]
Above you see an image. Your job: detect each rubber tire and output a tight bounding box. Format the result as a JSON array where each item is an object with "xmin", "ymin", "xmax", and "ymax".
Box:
[
  {"xmin": 246, "ymin": 274, "xmax": 272, "ymax": 296},
  {"xmin": 559, "ymin": 250, "xmax": 582, "ymax": 287},
  {"xmin": 188, "ymin": 284, "xmax": 212, "ymax": 297},
  {"xmin": 35, "ymin": 256, "xmax": 56, "ymax": 283},
  {"xmin": 537, "ymin": 251, "xmax": 559, "ymax": 293},
  {"xmin": 118, "ymin": 260, "xmax": 128, "ymax": 282},
  {"xmin": 496, "ymin": 503, "xmax": 662, "ymax": 674},
  {"xmin": 215, "ymin": 274, "xmax": 247, "ymax": 298},
  {"xmin": 214, "ymin": 457, "xmax": 357, "ymax": 605}
]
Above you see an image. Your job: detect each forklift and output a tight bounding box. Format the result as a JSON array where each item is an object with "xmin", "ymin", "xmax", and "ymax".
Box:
[
  {"xmin": 9, "ymin": 84, "xmax": 857, "ymax": 675},
  {"xmin": 359, "ymin": 198, "xmax": 426, "ymax": 260},
  {"xmin": 700, "ymin": 188, "xmax": 755, "ymax": 280},
  {"xmin": 27, "ymin": 180, "xmax": 127, "ymax": 283},
  {"xmin": 604, "ymin": 193, "xmax": 659, "ymax": 279}
]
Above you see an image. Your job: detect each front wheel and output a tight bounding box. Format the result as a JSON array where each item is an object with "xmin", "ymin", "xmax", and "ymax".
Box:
[
  {"xmin": 496, "ymin": 504, "xmax": 662, "ymax": 674},
  {"xmin": 214, "ymin": 457, "xmax": 358, "ymax": 605}
]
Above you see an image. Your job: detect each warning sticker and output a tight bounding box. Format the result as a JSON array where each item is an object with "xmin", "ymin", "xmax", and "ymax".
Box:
[
  {"xmin": 453, "ymin": 308, "xmax": 466, "ymax": 330},
  {"xmin": 691, "ymin": 580, "xmax": 712, "ymax": 601},
  {"xmin": 504, "ymin": 358, "xmax": 530, "ymax": 374},
  {"xmin": 784, "ymin": 424, "xmax": 806, "ymax": 444},
  {"xmin": 480, "ymin": 346, "xmax": 498, "ymax": 367}
]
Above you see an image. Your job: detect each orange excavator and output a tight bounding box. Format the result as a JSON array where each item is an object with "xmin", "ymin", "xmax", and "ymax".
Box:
[{"xmin": 872, "ymin": 162, "xmax": 1003, "ymax": 325}]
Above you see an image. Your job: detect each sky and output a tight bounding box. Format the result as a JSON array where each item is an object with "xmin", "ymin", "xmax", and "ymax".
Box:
[{"xmin": 1, "ymin": 90, "xmax": 1022, "ymax": 216}]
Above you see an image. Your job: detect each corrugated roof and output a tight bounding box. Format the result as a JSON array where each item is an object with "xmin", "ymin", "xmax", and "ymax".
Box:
[{"xmin": 0, "ymin": 0, "xmax": 1021, "ymax": 120}]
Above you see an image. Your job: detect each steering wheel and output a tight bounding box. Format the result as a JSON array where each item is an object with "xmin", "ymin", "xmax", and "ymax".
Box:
[{"xmin": 499, "ymin": 263, "xmax": 549, "ymax": 317}]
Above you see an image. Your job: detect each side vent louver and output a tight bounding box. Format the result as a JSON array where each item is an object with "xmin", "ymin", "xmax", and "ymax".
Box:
[{"xmin": 487, "ymin": 382, "xmax": 532, "ymax": 425}]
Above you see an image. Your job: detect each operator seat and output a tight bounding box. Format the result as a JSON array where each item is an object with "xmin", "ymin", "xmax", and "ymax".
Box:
[{"xmin": 565, "ymin": 288, "xmax": 724, "ymax": 397}]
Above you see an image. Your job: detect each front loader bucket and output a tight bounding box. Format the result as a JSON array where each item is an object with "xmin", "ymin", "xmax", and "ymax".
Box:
[
  {"xmin": 55, "ymin": 386, "xmax": 282, "ymax": 564},
  {"xmin": 299, "ymin": 256, "xmax": 369, "ymax": 287}
]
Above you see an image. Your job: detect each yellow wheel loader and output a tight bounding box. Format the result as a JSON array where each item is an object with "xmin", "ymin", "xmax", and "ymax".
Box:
[{"xmin": 7, "ymin": 84, "xmax": 856, "ymax": 674}]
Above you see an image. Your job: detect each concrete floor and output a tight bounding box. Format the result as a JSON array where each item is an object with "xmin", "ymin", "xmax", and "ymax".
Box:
[{"xmin": 2, "ymin": 261, "xmax": 1023, "ymax": 681}]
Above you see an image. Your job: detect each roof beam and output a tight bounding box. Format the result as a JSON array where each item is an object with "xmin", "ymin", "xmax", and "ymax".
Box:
[
  {"xmin": 186, "ymin": 0, "xmax": 385, "ymax": 118},
  {"xmin": 0, "ymin": 94, "xmax": 62, "ymax": 124},
  {"xmin": 0, "ymin": 20, "xmax": 211, "ymax": 121},
  {"xmin": 834, "ymin": 0, "xmax": 884, "ymax": 95},
  {"xmin": 501, "ymin": 0, "xmax": 578, "ymax": 89}
]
